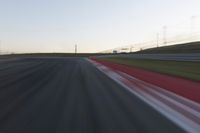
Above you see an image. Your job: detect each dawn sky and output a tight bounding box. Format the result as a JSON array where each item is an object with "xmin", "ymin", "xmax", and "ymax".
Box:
[{"xmin": 0, "ymin": 0, "xmax": 200, "ymax": 53}]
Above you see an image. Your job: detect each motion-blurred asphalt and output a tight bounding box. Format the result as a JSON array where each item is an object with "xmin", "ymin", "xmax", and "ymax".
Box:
[{"xmin": 0, "ymin": 57, "xmax": 185, "ymax": 133}]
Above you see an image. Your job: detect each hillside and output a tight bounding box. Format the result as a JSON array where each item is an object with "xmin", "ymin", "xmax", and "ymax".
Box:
[{"xmin": 136, "ymin": 41, "xmax": 200, "ymax": 54}]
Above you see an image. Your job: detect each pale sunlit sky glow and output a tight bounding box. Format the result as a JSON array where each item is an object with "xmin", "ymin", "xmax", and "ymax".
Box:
[{"xmin": 0, "ymin": 0, "xmax": 200, "ymax": 53}]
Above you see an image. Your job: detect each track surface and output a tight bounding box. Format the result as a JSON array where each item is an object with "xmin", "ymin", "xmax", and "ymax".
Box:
[{"xmin": 0, "ymin": 57, "xmax": 185, "ymax": 133}]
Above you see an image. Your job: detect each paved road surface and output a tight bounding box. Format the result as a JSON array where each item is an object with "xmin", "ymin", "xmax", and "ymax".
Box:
[
  {"xmin": 98, "ymin": 54, "xmax": 200, "ymax": 62},
  {"xmin": 0, "ymin": 57, "xmax": 185, "ymax": 133}
]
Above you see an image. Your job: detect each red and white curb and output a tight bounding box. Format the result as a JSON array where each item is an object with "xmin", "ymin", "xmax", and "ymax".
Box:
[{"xmin": 87, "ymin": 59, "xmax": 200, "ymax": 133}]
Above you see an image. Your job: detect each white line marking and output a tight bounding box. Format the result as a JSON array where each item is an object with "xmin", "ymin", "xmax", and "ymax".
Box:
[{"xmin": 87, "ymin": 59, "xmax": 200, "ymax": 133}]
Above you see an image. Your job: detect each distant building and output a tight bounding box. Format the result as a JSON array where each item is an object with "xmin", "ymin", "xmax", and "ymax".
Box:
[{"xmin": 113, "ymin": 50, "xmax": 118, "ymax": 54}]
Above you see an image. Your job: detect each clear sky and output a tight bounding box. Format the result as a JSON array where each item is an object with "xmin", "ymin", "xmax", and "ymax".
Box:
[{"xmin": 0, "ymin": 0, "xmax": 200, "ymax": 53}]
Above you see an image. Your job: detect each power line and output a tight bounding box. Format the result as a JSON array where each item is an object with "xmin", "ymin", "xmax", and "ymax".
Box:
[{"xmin": 100, "ymin": 16, "xmax": 200, "ymax": 53}]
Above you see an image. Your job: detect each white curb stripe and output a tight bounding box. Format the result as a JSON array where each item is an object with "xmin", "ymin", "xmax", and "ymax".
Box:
[{"xmin": 87, "ymin": 59, "xmax": 200, "ymax": 133}]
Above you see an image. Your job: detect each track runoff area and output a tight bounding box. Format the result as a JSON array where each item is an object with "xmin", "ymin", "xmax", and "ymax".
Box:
[{"xmin": 88, "ymin": 58, "xmax": 200, "ymax": 133}]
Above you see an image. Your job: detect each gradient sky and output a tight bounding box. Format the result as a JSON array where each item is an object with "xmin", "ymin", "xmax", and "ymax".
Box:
[{"xmin": 0, "ymin": 0, "xmax": 200, "ymax": 53}]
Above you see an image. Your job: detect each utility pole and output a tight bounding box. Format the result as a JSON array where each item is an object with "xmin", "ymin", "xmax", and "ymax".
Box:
[
  {"xmin": 190, "ymin": 16, "xmax": 196, "ymax": 40},
  {"xmin": 130, "ymin": 46, "xmax": 133, "ymax": 53},
  {"xmin": 191, "ymin": 16, "xmax": 196, "ymax": 32},
  {"xmin": 75, "ymin": 44, "xmax": 77, "ymax": 54},
  {"xmin": 163, "ymin": 26, "xmax": 167, "ymax": 45},
  {"xmin": 0, "ymin": 40, "xmax": 1, "ymax": 55},
  {"xmin": 156, "ymin": 33, "xmax": 159, "ymax": 47}
]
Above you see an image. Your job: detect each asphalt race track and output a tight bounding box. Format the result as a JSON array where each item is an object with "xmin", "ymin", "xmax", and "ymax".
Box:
[{"xmin": 0, "ymin": 57, "xmax": 186, "ymax": 133}]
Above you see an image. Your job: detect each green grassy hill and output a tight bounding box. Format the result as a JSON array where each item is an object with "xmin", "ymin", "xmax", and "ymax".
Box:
[{"xmin": 136, "ymin": 41, "xmax": 200, "ymax": 54}]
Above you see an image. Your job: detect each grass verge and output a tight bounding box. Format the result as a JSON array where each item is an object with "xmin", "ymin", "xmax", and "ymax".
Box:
[{"xmin": 100, "ymin": 57, "xmax": 200, "ymax": 82}]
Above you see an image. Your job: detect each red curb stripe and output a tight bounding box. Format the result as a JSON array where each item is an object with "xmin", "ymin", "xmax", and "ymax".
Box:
[
  {"xmin": 92, "ymin": 59, "xmax": 200, "ymax": 103},
  {"xmin": 88, "ymin": 59, "xmax": 200, "ymax": 132}
]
